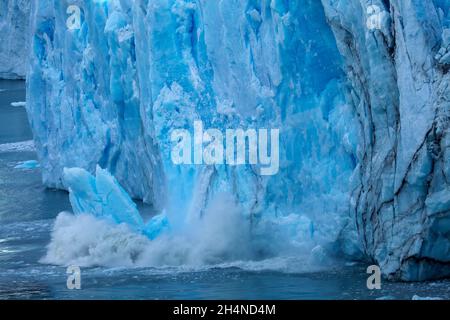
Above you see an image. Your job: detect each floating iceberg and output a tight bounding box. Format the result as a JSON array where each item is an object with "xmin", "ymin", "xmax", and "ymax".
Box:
[
  {"xmin": 14, "ymin": 160, "xmax": 40, "ymax": 169},
  {"xmin": 322, "ymin": 0, "xmax": 450, "ymax": 280},
  {"xmin": 10, "ymin": 101, "xmax": 26, "ymax": 107}
]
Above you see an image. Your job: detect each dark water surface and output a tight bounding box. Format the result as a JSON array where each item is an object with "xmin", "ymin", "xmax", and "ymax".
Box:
[{"xmin": 1, "ymin": 80, "xmax": 449, "ymax": 300}]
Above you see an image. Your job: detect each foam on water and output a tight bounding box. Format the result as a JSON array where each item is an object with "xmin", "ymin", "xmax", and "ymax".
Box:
[
  {"xmin": 0, "ymin": 140, "xmax": 35, "ymax": 153},
  {"xmin": 42, "ymin": 193, "xmax": 332, "ymax": 271}
]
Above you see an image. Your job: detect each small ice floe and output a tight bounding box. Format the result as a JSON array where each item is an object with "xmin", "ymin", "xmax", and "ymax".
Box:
[
  {"xmin": 10, "ymin": 101, "xmax": 26, "ymax": 107},
  {"xmin": 412, "ymin": 295, "xmax": 443, "ymax": 300},
  {"xmin": 376, "ymin": 296, "xmax": 396, "ymax": 300},
  {"xmin": 0, "ymin": 140, "xmax": 35, "ymax": 153},
  {"xmin": 14, "ymin": 160, "xmax": 40, "ymax": 170}
]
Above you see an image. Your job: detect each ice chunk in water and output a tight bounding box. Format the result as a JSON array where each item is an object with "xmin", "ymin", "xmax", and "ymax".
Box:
[{"xmin": 63, "ymin": 166, "xmax": 169, "ymax": 238}]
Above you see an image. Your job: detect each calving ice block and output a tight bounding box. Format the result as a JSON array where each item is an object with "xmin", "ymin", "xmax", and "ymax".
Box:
[{"xmin": 63, "ymin": 166, "xmax": 169, "ymax": 239}]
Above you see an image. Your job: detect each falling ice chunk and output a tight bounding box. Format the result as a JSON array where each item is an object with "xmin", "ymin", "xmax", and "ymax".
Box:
[{"xmin": 63, "ymin": 166, "xmax": 170, "ymax": 239}]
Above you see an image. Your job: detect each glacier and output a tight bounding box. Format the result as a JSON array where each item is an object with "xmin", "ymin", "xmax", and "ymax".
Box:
[
  {"xmin": 0, "ymin": 0, "xmax": 30, "ymax": 79},
  {"xmin": 21, "ymin": 0, "xmax": 450, "ymax": 280},
  {"xmin": 14, "ymin": 159, "xmax": 40, "ymax": 169},
  {"xmin": 322, "ymin": 0, "xmax": 450, "ymax": 280},
  {"xmin": 45, "ymin": 169, "xmax": 329, "ymax": 269}
]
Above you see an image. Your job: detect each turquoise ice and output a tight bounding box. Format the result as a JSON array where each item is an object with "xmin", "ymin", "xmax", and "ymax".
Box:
[
  {"xmin": 63, "ymin": 166, "xmax": 169, "ymax": 239},
  {"xmin": 24, "ymin": 0, "xmax": 450, "ymax": 280}
]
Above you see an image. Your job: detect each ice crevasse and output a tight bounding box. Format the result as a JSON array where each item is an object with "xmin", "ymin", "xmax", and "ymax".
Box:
[{"xmin": 25, "ymin": 0, "xmax": 450, "ymax": 280}]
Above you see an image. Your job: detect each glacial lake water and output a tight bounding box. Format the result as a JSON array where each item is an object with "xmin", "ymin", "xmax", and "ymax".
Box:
[{"xmin": 0, "ymin": 80, "xmax": 449, "ymax": 300}]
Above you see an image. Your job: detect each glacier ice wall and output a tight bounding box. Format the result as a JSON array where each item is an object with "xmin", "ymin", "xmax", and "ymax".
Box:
[
  {"xmin": 26, "ymin": 0, "xmax": 450, "ymax": 280},
  {"xmin": 322, "ymin": 0, "xmax": 450, "ymax": 280},
  {"xmin": 27, "ymin": 0, "xmax": 360, "ymax": 260},
  {"xmin": 0, "ymin": 0, "xmax": 30, "ymax": 79}
]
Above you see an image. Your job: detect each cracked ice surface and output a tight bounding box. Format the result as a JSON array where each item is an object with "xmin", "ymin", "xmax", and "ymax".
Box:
[{"xmin": 322, "ymin": 0, "xmax": 450, "ymax": 280}]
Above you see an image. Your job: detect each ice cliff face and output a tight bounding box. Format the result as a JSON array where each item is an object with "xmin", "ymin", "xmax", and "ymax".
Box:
[
  {"xmin": 0, "ymin": 0, "xmax": 30, "ymax": 79},
  {"xmin": 25, "ymin": 0, "xmax": 450, "ymax": 280},
  {"xmin": 27, "ymin": 0, "xmax": 360, "ymax": 262},
  {"xmin": 322, "ymin": 0, "xmax": 450, "ymax": 280}
]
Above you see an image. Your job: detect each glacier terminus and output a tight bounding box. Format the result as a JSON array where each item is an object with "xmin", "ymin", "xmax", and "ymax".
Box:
[{"xmin": 0, "ymin": 0, "xmax": 447, "ymax": 283}]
